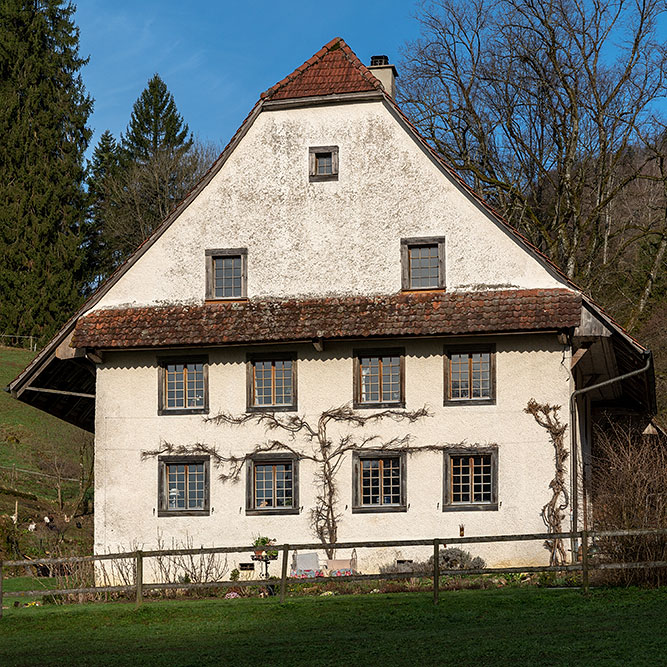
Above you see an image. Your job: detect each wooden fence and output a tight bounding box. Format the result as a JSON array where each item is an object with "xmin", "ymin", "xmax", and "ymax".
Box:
[{"xmin": 2, "ymin": 527, "xmax": 666, "ymax": 617}]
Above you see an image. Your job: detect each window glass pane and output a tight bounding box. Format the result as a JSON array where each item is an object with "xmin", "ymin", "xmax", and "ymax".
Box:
[
  {"xmin": 409, "ymin": 244, "xmax": 439, "ymax": 288},
  {"xmin": 254, "ymin": 462, "xmax": 293, "ymax": 509},
  {"xmin": 381, "ymin": 356, "xmax": 401, "ymax": 402},
  {"xmin": 167, "ymin": 463, "xmax": 186, "ymax": 509},
  {"xmin": 450, "ymin": 454, "xmax": 492, "ymax": 504},
  {"xmin": 213, "ymin": 255, "xmax": 242, "ymax": 297},
  {"xmin": 315, "ymin": 153, "xmax": 332, "ymax": 175},
  {"xmin": 360, "ymin": 357, "xmax": 380, "ymax": 403},
  {"xmin": 253, "ymin": 359, "xmax": 293, "ymax": 406},
  {"xmin": 166, "ymin": 462, "xmax": 206, "ymax": 510},
  {"xmin": 360, "ymin": 355, "xmax": 401, "ymax": 404},
  {"xmin": 449, "ymin": 351, "xmax": 491, "ymax": 400},
  {"xmin": 165, "ymin": 361, "xmax": 205, "ymax": 409},
  {"xmin": 360, "ymin": 457, "xmax": 401, "ymax": 506},
  {"xmin": 187, "ymin": 463, "xmax": 205, "ymax": 509}
]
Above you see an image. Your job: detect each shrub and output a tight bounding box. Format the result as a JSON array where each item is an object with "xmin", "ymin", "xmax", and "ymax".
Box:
[{"xmin": 591, "ymin": 417, "xmax": 667, "ymax": 586}]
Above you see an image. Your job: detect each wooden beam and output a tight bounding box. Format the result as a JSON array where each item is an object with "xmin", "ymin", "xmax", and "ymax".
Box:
[
  {"xmin": 23, "ymin": 386, "xmax": 95, "ymax": 399},
  {"xmin": 55, "ymin": 330, "xmax": 85, "ymax": 360},
  {"xmin": 571, "ymin": 346, "xmax": 590, "ymax": 370}
]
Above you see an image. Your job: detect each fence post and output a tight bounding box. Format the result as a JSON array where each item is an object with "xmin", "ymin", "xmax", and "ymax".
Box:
[
  {"xmin": 280, "ymin": 544, "xmax": 289, "ymax": 603},
  {"xmin": 0, "ymin": 559, "xmax": 4, "ymax": 620},
  {"xmin": 433, "ymin": 538, "xmax": 440, "ymax": 606},
  {"xmin": 581, "ymin": 530, "xmax": 589, "ymax": 594},
  {"xmin": 135, "ymin": 550, "xmax": 143, "ymax": 606}
]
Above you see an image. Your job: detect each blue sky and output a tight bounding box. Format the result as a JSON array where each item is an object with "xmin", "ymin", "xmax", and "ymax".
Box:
[{"xmin": 75, "ymin": 1, "xmax": 422, "ymax": 157}]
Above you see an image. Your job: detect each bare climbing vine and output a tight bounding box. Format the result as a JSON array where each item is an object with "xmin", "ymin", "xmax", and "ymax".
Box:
[
  {"xmin": 525, "ymin": 399, "xmax": 569, "ymax": 566},
  {"xmin": 142, "ymin": 404, "xmax": 486, "ymax": 558}
]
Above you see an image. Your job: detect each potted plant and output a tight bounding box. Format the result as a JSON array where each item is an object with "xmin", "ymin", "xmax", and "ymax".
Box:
[{"xmin": 252, "ymin": 535, "xmax": 278, "ymax": 559}]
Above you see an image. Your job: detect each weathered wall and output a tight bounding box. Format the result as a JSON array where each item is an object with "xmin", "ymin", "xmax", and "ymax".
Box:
[
  {"xmin": 94, "ymin": 333, "xmax": 573, "ymax": 574},
  {"xmin": 92, "ymin": 100, "xmax": 565, "ymax": 312}
]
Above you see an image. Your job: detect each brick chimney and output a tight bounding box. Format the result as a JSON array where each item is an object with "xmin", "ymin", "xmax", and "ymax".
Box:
[{"xmin": 368, "ymin": 55, "xmax": 398, "ymax": 98}]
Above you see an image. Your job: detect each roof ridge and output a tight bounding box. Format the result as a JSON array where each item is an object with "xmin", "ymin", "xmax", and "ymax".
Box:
[{"xmin": 261, "ymin": 36, "xmax": 383, "ymax": 100}]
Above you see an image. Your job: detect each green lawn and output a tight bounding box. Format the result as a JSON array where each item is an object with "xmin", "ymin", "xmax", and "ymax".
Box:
[
  {"xmin": 1, "ymin": 588, "xmax": 666, "ymax": 666},
  {"xmin": 3, "ymin": 576, "xmax": 57, "ymax": 592}
]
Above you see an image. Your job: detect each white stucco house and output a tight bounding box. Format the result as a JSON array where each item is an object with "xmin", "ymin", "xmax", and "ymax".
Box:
[{"xmin": 9, "ymin": 38, "xmax": 655, "ymax": 572}]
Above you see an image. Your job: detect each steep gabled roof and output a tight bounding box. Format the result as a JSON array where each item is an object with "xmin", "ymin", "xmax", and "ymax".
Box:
[
  {"xmin": 7, "ymin": 36, "xmax": 655, "ymax": 426},
  {"xmin": 261, "ymin": 37, "xmax": 383, "ymax": 101}
]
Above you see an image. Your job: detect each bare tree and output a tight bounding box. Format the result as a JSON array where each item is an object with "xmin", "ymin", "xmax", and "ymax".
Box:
[
  {"xmin": 101, "ymin": 139, "xmax": 221, "ymax": 264},
  {"xmin": 400, "ymin": 0, "xmax": 667, "ymax": 287}
]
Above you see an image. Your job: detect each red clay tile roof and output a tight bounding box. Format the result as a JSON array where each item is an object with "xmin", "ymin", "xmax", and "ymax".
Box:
[
  {"xmin": 72, "ymin": 289, "xmax": 581, "ymax": 350},
  {"xmin": 261, "ymin": 37, "xmax": 383, "ymax": 101}
]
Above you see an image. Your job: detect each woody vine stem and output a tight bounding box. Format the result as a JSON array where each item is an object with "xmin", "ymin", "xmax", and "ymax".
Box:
[
  {"xmin": 142, "ymin": 404, "xmax": 483, "ymax": 558},
  {"xmin": 525, "ymin": 399, "xmax": 569, "ymax": 566}
]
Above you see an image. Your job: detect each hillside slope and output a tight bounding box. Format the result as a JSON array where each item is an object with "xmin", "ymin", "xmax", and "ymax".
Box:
[{"xmin": 0, "ymin": 347, "xmax": 93, "ymax": 557}]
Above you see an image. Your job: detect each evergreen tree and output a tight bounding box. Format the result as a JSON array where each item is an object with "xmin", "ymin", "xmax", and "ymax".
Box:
[
  {"xmin": 0, "ymin": 0, "xmax": 92, "ymax": 341},
  {"xmin": 122, "ymin": 74, "xmax": 192, "ymax": 162},
  {"xmin": 83, "ymin": 74, "xmax": 201, "ymax": 266},
  {"xmin": 82, "ymin": 130, "xmax": 122, "ymax": 291}
]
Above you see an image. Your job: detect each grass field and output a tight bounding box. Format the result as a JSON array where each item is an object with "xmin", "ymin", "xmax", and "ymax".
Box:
[{"xmin": 1, "ymin": 587, "xmax": 666, "ymax": 666}]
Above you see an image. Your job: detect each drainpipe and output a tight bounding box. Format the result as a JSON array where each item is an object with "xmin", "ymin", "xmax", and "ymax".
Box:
[{"xmin": 569, "ymin": 348, "xmax": 652, "ymax": 561}]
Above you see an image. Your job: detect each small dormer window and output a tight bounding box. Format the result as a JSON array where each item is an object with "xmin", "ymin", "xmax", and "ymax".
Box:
[
  {"xmin": 205, "ymin": 248, "xmax": 247, "ymax": 300},
  {"xmin": 309, "ymin": 145, "xmax": 339, "ymax": 182}
]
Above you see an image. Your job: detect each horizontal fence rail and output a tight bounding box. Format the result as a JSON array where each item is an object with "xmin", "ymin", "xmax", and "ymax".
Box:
[{"xmin": 1, "ymin": 527, "xmax": 666, "ymax": 617}]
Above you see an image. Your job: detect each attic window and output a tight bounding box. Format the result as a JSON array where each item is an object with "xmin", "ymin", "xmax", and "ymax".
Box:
[
  {"xmin": 205, "ymin": 248, "xmax": 247, "ymax": 300},
  {"xmin": 309, "ymin": 146, "xmax": 339, "ymax": 182},
  {"xmin": 401, "ymin": 237, "xmax": 446, "ymax": 291}
]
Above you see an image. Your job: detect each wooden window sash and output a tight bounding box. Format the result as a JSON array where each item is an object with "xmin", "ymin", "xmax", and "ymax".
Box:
[
  {"xmin": 359, "ymin": 356, "xmax": 400, "ymax": 404},
  {"xmin": 449, "ymin": 454, "xmax": 491, "ymax": 504},
  {"xmin": 252, "ymin": 360, "xmax": 292, "ymax": 407},
  {"xmin": 446, "ymin": 350, "xmax": 492, "ymax": 401},
  {"xmin": 166, "ymin": 462, "xmax": 203, "ymax": 511},
  {"xmin": 253, "ymin": 461, "xmax": 293, "ymax": 509},
  {"xmin": 165, "ymin": 364, "xmax": 203, "ymax": 409},
  {"xmin": 359, "ymin": 457, "xmax": 401, "ymax": 506}
]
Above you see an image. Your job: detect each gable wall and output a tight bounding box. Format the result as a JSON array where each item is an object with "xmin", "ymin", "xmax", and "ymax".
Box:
[{"xmin": 93, "ymin": 100, "xmax": 566, "ymax": 311}]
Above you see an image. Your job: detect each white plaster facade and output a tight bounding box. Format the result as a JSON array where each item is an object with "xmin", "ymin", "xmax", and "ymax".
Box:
[
  {"xmin": 94, "ymin": 333, "xmax": 573, "ymax": 572},
  {"xmin": 92, "ymin": 101, "xmax": 563, "ymax": 314},
  {"xmin": 89, "ymin": 90, "xmax": 580, "ymax": 575}
]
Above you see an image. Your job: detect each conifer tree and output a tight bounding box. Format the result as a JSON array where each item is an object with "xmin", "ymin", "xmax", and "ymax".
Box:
[
  {"xmin": 122, "ymin": 74, "xmax": 192, "ymax": 162},
  {"xmin": 82, "ymin": 130, "xmax": 122, "ymax": 291},
  {"xmin": 0, "ymin": 0, "xmax": 92, "ymax": 341},
  {"xmin": 85, "ymin": 74, "xmax": 203, "ymax": 266}
]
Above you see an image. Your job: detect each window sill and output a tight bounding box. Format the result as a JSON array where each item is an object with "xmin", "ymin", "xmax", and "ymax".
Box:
[
  {"xmin": 351, "ymin": 505, "xmax": 407, "ymax": 514},
  {"xmin": 309, "ymin": 173, "xmax": 338, "ymax": 182},
  {"xmin": 158, "ymin": 509, "xmax": 210, "ymax": 517},
  {"xmin": 401, "ymin": 287, "xmax": 446, "ymax": 293},
  {"xmin": 442, "ymin": 503, "xmax": 498, "ymax": 512},
  {"xmin": 158, "ymin": 407, "xmax": 209, "ymax": 416},
  {"xmin": 353, "ymin": 401, "xmax": 405, "ymax": 410},
  {"xmin": 246, "ymin": 404, "xmax": 298, "ymax": 413},
  {"xmin": 246, "ymin": 507, "xmax": 300, "ymax": 516},
  {"xmin": 444, "ymin": 398, "xmax": 495, "ymax": 407}
]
